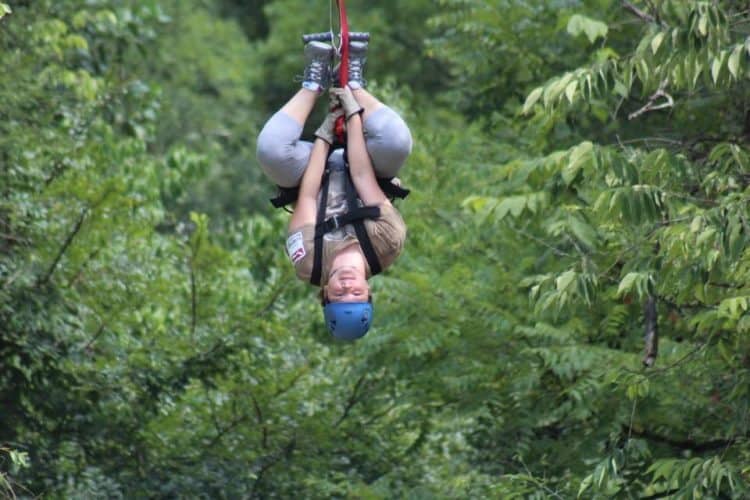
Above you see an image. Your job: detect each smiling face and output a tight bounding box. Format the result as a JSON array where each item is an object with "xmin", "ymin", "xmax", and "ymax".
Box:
[{"xmin": 325, "ymin": 265, "xmax": 370, "ymax": 303}]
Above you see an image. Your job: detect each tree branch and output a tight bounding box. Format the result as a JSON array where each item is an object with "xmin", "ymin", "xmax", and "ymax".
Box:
[
  {"xmin": 189, "ymin": 258, "xmax": 197, "ymax": 339},
  {"xmin": 623, "ymin": 337, "xmax": 708, "ymax": 378},
  {"xmin": 66, "ymin": 247, "xmax": 101, "ymax": 288},
  {"xmin": 249, "ymin": 436, "xmax": 296, "ymax": 499},
  {"xmin": 38, "ymin": 207, "xmax": 88, "ymax": 286},
  {"xmin": 272, "ymin": 367, "xmax": 309, "ymax": 398},
  {"xmin": 640, "ymin": 490, "xmax": 680, "ymax": 500},
  {"xmin": 334, "ymin": 374, "xmax": 367, "ymax": 427},
  {"xmin": 629, "ymin": 79, "xmax": 673, "ymax": 120},
  {"xmin": 0, "ymin": 232, "xmax": 27, "ymax": 243},
  {"xmin": 622, "ymin": 0, "xmax": 657, "ymax": 24},
  {"xmin": 1, "ymin": 267, "xmax": 23, "ymax": 290},
  {"xmin": 643, "ymin": 295, "xmax": 658, "ymax": 367},
  {"xmin": 362, "ymin": 402, "xmax": 397, "ymax": 426},
  {"xmin": 44, "ymin": 160, "xmax": 67, "ymax": 186},
  {"xmin": 257, "ymin": 280, "xmax": 289, "ymax": 316},
  {"xmin": 37, "ymin": 188, "xmax": 113, "ymax": 287},
  {"xmin": 250, "ymin": 393, "xmax": 268, "ymax": 449},
  {"xmin": 206, "ymin": 413, "xmax": 250, "ymax": 450},
  {"xmin": 82, "ymin": 323, "xmax": 106, "ymax": 353},
  {"xmin": 626, "ymin": 425, "xmax": 734, "ymax": 453}
]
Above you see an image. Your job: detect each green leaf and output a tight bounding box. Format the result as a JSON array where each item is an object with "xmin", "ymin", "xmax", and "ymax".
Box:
[
  {"xmin": 718, "ymin": 296, "xmax": 749, "ymax": 319},
  {"xmin": 617, "ymin": 272, "xmax": 652, "ymax": 298},
  {"xmin": 568, "ymin": 216, "xmax": 597, "ymax": 249},
  {"xmin": 728, "ymin": 45, "xmax": 742, "ymax": 79},
  {"xmin": 698, "ymin": 13, "xmax": 708, "ymax": 37},
  {"xmin": 648, "ymin": 459, "xmax": 677, "ymax": 481},
  {"xmin": 577, "ymin": 474, "xmax": 593, "ymax": 498},
  {"xmin": 563, "ymin": 141, "xmax": 594, "ymax": 186},
  {"xmin": 495, "ymin": 195, "xmax": 527, "ymax": 220},
  {"xmin": 565, "ymin": 80, "xmax": 578, "ymax": 104},
  {"xmin": 711, "ymin": 51, "xmax": 726, "ymax": 83},
  {"xmin": 636, "ymin": 59, "xmax": 650, "ymax": 88},
  {"xmin": 461, "ymin": 195, "xmax": 493, "ymax": 213},
  {"xmin": 567, "ymin": 14, "xmax": 609, "ymax": 44},
  {"xmin": 9, "ymin": 450, "xmax": 29, "ymax": 469},
  {"xmin": 0, "ymin": 3, "xmax": 10, "ymax": 19},
  {"xmin": 544, "ymin": 73, "xmax": 574, "ymax": 107},
  {"xmin": 522, "ymin": 86, "xmax": 544, "ymax": 114},
  {"xmin": 691, "ymin": 53, "xmax": 703, "ymax": 91},
  {"xmin": 556, "ymin": 270, "xmax": 577, "ymax": 291},
  {"xmin": 614, "ymin": 80, "xmax": 629, "ymax": 98},
  {"xmin": 650, "ymin": 32, "xmax": 665, "ymax": 55}
]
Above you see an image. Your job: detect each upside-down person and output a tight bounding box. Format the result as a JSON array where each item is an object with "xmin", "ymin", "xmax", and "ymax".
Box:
[{"xmin": 256, "ymin": 38, "xmax": 412, "ymax": 339}]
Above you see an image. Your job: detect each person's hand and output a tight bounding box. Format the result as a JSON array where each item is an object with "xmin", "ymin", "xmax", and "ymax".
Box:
[
  {"xmin": 330, "ymin": 86, "xmax": 363, "ymax": 120},
  {"xmin": 314, "ymin": 108, "xmax": 345, "ymax": 144}
]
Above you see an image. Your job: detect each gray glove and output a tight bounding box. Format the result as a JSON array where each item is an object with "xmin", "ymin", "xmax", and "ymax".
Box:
[
  {"xmin": 314, "ymin": 108, "xmax": 344, "ymax": 144},
  {"xmin": 330, "ymin": 86, "xmax": 363, "ymax": 120}
]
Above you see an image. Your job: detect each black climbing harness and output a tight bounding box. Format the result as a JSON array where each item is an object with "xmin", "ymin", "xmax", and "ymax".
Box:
[
  {"xmin": 309, "ymin": 159, "xmax": 382, "ymax": 286},
  {"xmin": 270, "ymin": 177, "xmax": 409, "ymax": 210},
  {"xmin": 272, "ymin": 153, "xmax": 409, "ymax": 287}
]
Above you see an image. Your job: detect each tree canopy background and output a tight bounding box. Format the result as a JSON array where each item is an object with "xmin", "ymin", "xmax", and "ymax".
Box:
[{"xmin": 2, "ymin": 0, "xmax": 750, "ymax": 498}]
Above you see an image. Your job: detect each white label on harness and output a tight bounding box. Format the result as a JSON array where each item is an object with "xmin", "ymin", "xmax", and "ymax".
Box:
[{"xmin": 286, "ymin": 231, "xmax": 306, "ymax": 264}]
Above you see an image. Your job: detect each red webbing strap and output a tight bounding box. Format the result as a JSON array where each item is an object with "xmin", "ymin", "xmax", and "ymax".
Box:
[{"xmin": 334, "ymin": 0, "xmax": 349, "ymax": 143}]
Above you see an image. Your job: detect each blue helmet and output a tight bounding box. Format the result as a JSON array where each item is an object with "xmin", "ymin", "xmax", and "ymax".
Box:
[{"xmin": 323, "ymin": 301, "xmax": 373, "ymax": 340}]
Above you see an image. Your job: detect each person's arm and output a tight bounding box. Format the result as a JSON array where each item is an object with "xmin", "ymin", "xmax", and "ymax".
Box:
[
  {"xmin": 346, "ymin": 113, "xmax": 389, "ymax": 207},
  {"xmin": 288, "ymin": 138, "xmax": 329, "ymax": 231},
  {"xmin": 333, "ymin": 86, "xmax": 389, "ymax": 207},
  {"xmin": 288, "ymin": 107, "xmax": 343, "ymax": 231}
]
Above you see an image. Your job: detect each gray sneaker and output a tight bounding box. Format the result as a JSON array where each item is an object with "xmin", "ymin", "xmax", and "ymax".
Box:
[
  {"xmin": 331, "ymin": 41, "xmax": 369, "ymax": 89},
  {"xmin": 348, "ymin": 41, "xmax": 368, "ymax": 89},
  {"xmin": 302, "ymin": 41, "xmax": 334, "ymax": 92}
]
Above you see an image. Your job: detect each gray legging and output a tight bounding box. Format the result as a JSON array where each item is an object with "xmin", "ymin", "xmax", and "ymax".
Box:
[{"xmin": 256, "ymin": 106, "xmax": 412, "ymax": 188}]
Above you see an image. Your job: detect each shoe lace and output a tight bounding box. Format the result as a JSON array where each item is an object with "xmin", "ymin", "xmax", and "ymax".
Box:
[{"xmin": 301, "ymin": 51, "xmax": 331, "ymax": 85}]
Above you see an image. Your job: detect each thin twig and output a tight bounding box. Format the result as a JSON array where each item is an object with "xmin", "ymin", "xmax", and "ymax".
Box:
[
  {"xmin": 623, "ymin": 0, "xmax": 657, "ymax": 24},
  {"xmin": 616, "ymin": 137, "xmax": 684, "ymax": 146},
  {"xmin": 37, "ymin": 188, "xmax": 112, "ymax": 286},
  {"xmin": 334, "ymin": 374, "xmax": 367, "ymax": 427},
  {"xmin": 508, "ymin": 222, "xmax": 571, "ymax": 257},
  {"xmin": 44, "ymin": 160, "xmax": 67, "ymax": 186},
  {"xmin": 38, "ymin": 207, "xmax": 88, "ymax": 286},
  {"xmin": 629, "ymin": 79, "xmax": 674, "ymax": 120},
  {"xmin": 0, "ymin": 232, "xmax": 26, "ymax": 243},
  {"xmin": 249, "ymin": 436, "xmax": 296, "ymax": 499},
  {"xmin": 623, "ymin": 340, "xmax": 708, "ymax": 377},
  {"xmin": 627, "ymin": 398, "xmax": 638, "ymax": 443},
  {"xmin": 187, "ymin": 227, "xmax": 203, "ymax": 339},
  {"xmin": 272, "ymin": 367, "xmax": 309, "ymax": 398},
  {"xmin": 206, "ymin": 413, "xmax": 250, "ymax": 450},
  {"xmin": 643, "ymin": 295, "xmax": 658, "ymax": 367},
  {"xmin": 1, "ymin": 267, "xmax": 23, "ymax": 290},
  {"xmin": 66, "ymin": 247, "xmax": 101, "ymax": 288},
  {"xmin": 82, "ymin": 323, "xmax": 106, "ymax": 352},
  {"xmin": 189, "ymin": 259, "xmax": 197, "ymax": 339},
  {"xmin": 362, "ymin": 402, "xmax": 397, "ymax": 426},
  {"xmin": 626, "ymin": 425, "xmax": 735, "ymax": 453},
  {"xmin": 250, "ymin": 393, "xmax": 269, "ymax": 449},
  {"xmin": 257, "ymin": 280, "xmax": 289, "ymax": 316}
]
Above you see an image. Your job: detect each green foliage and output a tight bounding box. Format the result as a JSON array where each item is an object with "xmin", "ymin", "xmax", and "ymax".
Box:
[
  {"xmin": 463, "ymin": 0, "xmax": 750, "ymax": 497},
  {"xmin": 0, "ymin": 446, "xmax": 29, "ymax": 499},
  {"xmin": 3, "ymin": 0, "xmax": 750, "ymax": 498},
  {"xmin": 567, "ymin": 14, "xmax": 608, "ymax": 44}
]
